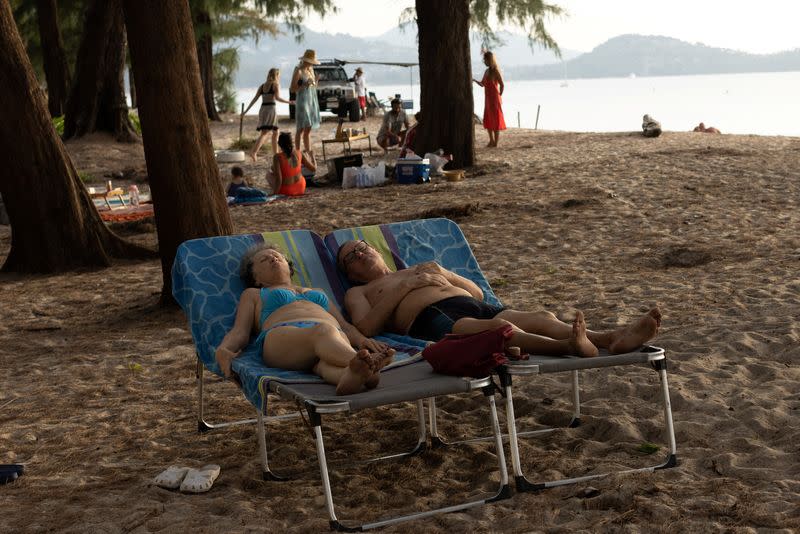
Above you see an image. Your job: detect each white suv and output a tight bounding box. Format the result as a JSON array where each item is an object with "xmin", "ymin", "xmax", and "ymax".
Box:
[{"xmin": 289, "ymin": 60, "xmax": 360, "ymax": 122}]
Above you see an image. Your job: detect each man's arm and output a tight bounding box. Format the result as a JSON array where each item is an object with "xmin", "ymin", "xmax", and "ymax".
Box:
[
  {"xmin": 415, "ymin": 262, "xmax": 483, "ymax": 301},
  {"xmin": 345, "ymin": 274, "xmax": 447, "ymax": 337}
]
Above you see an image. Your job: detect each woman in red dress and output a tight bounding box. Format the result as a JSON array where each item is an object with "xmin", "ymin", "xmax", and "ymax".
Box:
[{"xmin": 473, "ymin": 51, "xmax": 506, "ymax": 147}]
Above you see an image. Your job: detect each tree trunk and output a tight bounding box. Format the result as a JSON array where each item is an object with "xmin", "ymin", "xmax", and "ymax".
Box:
[
  {"xmin": 122, "ymin": 0, "xmax": 233, "ymax": 304},
  {"xmin": 63, "ymin": 0, "xmax": 137, "ymax": 142},
  {"xmin": 0, "ymin": 1, "xmax": 153, "ymax": 273},
  {"xmin": 415, "ymin": 0, "xmax": 475, "ymax": 168},
  {"xmin": 36, "ymin": 0, "xmax": 70, "ymax": 118},
  {"xmin": 193, "ymin": 8, "xmax": 220, "ymax": 121}
]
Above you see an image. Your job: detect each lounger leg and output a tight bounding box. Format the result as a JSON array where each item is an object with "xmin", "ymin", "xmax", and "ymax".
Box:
[
  {"xmin": 569, "ymin": 370, "xmax": 581, "ymax": 427},
  {"xmin": 485, "ymin": 388, "xmax": 512, "ymax": 502},
  {"xmin": 655, "ymin": 363, "xmax": 678, "ymax": 467},
  {"xmin": 511, "ymin": 356, "xmax": 679, "ymax": 492},
  {"xmin": 428, "ymin": 398, "xmax": 446, "ymax": 448}
]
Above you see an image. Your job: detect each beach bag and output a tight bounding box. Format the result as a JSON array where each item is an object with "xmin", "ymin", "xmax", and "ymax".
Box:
[{"xmin": 422, "ymin": 324, "xmax": 516, "ymax": 378}]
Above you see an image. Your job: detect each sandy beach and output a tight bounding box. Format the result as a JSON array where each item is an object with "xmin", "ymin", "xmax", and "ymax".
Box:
[{"xmin": 1, "ymin": 113, "xmax": 799, "ymax": 532}]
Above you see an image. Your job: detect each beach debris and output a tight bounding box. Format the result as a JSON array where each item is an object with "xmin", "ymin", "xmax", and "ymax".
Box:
[
  {"xmin": 636, "ymin": 442, "xmax": 660, "ymax": 455},
  {"xmin": 154, "ymin": 466, "xmax": 190, "ymax": 489},
  {"xmin": 662, "ymin": 246, "xmax": 712, "ymax": 268},
  {"xmin": 180, "ymin": 465, "xmax": 221, "ymax": 493}
]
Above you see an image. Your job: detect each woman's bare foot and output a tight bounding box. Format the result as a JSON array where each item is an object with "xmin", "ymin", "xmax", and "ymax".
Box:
[
  {"xmin": 568, "ymin": 311, "xmax": 599, "ymax": 358},
  {"xmin": 336, "ymin": 349, "xmax": 374, "ymax": 395},
  {"xmin": 608, "ymin": 308, "xmax": 662, "ymax": 354},
  {"xmin": 249, "ymin": 150, "xmax": 258, "ymax": 162},
  {"xmin": 364, "ymin": 348, "xmax": 396, "ymax": 389}
]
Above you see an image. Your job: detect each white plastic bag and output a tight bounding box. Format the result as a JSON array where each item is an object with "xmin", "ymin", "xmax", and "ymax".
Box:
[
  {"xmin": 424, "ymin": 152, "xmax": 451, "ymax": 175},
  {"xmin": 342, "ymin": 162, "xmax": 386, "ymax": 189}
]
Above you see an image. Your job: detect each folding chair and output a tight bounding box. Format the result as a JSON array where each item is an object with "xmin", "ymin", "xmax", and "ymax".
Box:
[
  {"xmin": 172, "ymin": 229, "xmax": 511, "ymax": 530},
  {"xmin": 325, "ymin": 218, "xmax": 678, "ymax": 491}
]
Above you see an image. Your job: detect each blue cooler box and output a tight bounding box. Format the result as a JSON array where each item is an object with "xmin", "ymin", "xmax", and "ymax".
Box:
[{"xmin": 395, "ymin": 158, "xmax": 431, "ymax": 184}]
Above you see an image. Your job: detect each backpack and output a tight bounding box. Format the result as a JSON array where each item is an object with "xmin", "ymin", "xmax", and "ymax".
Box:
[{"xmin": 422, "ymin": 324, "xmax": 522, "ymax": 378}]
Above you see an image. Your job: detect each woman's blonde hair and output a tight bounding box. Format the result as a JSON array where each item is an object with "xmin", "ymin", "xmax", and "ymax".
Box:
[
  {"xmin": 266, "ymin": 68, "xmax": 280, "ymax": 84},
  {"xmin": 483, "ymin": 51, "xmax": 501, "ymax": 80}
]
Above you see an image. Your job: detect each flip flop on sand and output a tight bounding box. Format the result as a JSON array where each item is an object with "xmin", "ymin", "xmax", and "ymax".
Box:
[
  {"xmin": 153, "ymin": 466, "xmax": 190, "ymax": 490},
  {"xmin": 179, "ymin": 464, "xmax": 220, "ymax": 493},
  {"xmin": 0, "ymin": 464, "xmax": 24, "ymax": 485}
]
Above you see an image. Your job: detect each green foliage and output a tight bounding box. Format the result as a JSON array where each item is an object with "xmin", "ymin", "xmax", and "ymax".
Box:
[
  {"xmin": 78, "ymin": 171, "xmax": 94, "ymax": 184},
  {"xmin": 400, "ymin": 1, "xmax": 563, "ymax": 55},
  {"xmin": 213, "ymin": 47, "xmax": 239, "ymax": 113},
  {"xmin": 229, "ymin": 137, "xmax": 256, "ymax": 151},
  {"xmin": 128, "ymin": 112, "xmax": 142, "ymax": 135},
  {"xmin": 636, "ymin": 442, "xmax": 660, "ymax": 455},
  {"xmin": 52, "ymin": 115, "xmax": 65, "ymax": 135}
]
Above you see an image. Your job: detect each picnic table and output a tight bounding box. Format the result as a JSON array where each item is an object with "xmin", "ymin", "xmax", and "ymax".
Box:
[{"xmin": 321, "ymin": 133, "xmax": 373, "ymax": 162}]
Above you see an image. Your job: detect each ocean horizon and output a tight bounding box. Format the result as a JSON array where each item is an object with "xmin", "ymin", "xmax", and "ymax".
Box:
[{"xmin": 236, "ymin": 71, "xmax": 800, "ymax": 137}]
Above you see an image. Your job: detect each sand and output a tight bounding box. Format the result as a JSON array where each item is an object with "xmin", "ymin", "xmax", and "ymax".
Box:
[{"xmin": 1, "ymin": 113, "xmax": 799, "ymax": 533}]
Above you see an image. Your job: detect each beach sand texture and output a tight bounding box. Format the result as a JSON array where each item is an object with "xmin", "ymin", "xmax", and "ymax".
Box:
[{"xmin": 1, "ymin": 115, "xmax": 799, "ymax": 532}]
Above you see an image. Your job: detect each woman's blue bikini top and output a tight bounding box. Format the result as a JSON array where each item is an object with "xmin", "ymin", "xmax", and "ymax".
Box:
[{"xmin": 259, "ymin": 287, "xmax": 330, "ymax": 325}]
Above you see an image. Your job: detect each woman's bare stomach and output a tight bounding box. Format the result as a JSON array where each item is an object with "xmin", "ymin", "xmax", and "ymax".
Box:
[
  {"xmin": 392, "ymin": 285, "xmax": 473, "ymax": 333},
  {"xmin": 258, "ymin": 301, "xmax": 339, "ymax": 332}
]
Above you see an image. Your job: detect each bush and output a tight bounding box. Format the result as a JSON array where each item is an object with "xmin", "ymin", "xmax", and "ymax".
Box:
[
  {"xmin": 52, "ymin": 116, "xmax": 64, "ymax": 135},
  {"xmin": 128, "ymin": 112, "xmax": 142, "ymax": 135}
]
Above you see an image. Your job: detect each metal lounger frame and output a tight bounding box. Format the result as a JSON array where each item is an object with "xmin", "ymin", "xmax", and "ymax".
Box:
[
  {"xmin": 195, "ymin": 356, "xmax": 511, "ymax": 531},
  {"xmin": 497, "ymin": 345, "xmax": 678, "ymax": 492}
]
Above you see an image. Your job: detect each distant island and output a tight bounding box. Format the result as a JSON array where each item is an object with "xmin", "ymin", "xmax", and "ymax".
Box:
[
  {"xmin": 232, "ymin": 29, "xmax": 800, "ymax": 87},
  {"xmin": 508, "ymin": 35, "xmax": 800, "ymax": 80}
]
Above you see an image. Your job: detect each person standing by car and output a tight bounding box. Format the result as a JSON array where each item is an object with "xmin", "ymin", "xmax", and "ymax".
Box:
[
  {"xmin": 291, "ymin": 50, "xmax": 321, "ymax": 152},
  {"xmin": 352, "ymin": 67, "xmax": 367, "ymax": 121}
]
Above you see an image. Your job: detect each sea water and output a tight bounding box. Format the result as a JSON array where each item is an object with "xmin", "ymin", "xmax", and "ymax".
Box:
[{"xmin": 236, "ymin": 71, "xmax": 800, "ymax": 137}]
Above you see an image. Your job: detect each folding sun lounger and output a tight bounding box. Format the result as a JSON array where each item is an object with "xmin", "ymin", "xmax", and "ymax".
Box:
[
  {"xmin": 325, "ymin": 218, "xmax": 678, "ymax": 492},
  {"xmin": 172, "ymin": 229, "xmax": 511, "ymax": 531}
]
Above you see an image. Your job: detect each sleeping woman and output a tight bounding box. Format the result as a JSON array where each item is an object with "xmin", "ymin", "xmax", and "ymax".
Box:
[{"xmin": 215, "ymin": 242, "xmax": 394, "ymax": 395}]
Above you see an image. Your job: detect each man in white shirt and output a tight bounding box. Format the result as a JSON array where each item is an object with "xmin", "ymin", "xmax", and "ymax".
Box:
[{"xmin": 353, "ymin": 67, "xmax": 366, "ymax": 121}]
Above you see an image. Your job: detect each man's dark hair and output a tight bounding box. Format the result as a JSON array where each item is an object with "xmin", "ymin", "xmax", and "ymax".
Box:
[
  {"xmin": 231, "ymin": 166, "xmax": 244, "ymax": 177},
  {"xmin": 391, "ymin": 98, "xmax": 401, "ymax": 107}
]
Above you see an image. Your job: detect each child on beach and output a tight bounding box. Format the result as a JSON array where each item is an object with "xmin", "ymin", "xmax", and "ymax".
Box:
[
  {"xmin": 226, "ymin": 166, "xmax": 251, "ymax": 197},
  {"xmin": 473, "ymin": 51, "xmax": 506, "ymax": 147},
  {"xmin": 242, "ymin": 68, "xmax": 294, "ymax": 161}
]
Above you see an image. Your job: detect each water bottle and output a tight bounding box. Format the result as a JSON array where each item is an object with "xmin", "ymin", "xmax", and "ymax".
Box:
[{"xmin": 128, "ymin": 184, "xmax": 140, "ymax": 206}]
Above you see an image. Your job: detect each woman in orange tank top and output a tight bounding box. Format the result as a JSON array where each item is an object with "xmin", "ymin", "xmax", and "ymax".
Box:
[{"xmin": 269, "ymin": 132, "xmax": 317, "ymax": 196}]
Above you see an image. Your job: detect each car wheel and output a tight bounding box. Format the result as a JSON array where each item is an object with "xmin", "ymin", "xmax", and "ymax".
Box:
[{"xmin": 348, "ymin": 100, "xmax": 360, "ymax": 122}]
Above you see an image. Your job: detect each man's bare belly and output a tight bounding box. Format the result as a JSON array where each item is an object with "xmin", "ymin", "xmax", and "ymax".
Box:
[{"xmin": 391, "ymin": 285, "xmax": 473, "ymax": 333}]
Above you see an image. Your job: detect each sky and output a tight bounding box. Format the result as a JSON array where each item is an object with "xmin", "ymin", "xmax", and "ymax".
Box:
[{"xmin": 302, "ymin": 0, "xmax": 800, "ymax": 54}]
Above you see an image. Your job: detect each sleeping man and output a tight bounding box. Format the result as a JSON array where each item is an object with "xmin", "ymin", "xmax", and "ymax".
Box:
[{"xmin": 336, "ymin": 239, "xmax": 661, "ymax": 357}]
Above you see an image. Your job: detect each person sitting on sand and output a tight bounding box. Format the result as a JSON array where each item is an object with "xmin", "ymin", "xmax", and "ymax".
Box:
[
  {"xmin": 377, "ymin": 98, "xmax": 409, "ymax": 155},
  {"xmin": 215, "ymin": 242, "xmax": 395, "ymax": 395},
  {"xmin": 225, "ymin": 166, "xmax": 251, "ymax": 197},
  {"xmin": 336, "ymin": 240, "xmax": 661, "ymax": 358},
  {"xmin": 267, "ymin": 132, "xmax": 317, "ymax": 196},
  {"xmin": 642, "ymin": 114, "xmax": 662, "ymax": 138},
  {"xmin": 693, "ymin": 122, "xmax": 721, "ymax": 134}
]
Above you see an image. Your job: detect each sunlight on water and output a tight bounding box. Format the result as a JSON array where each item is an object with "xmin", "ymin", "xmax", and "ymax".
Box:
[{"xmin": 237, "ymin": 71, "xmax": 800, "ymax": 136}]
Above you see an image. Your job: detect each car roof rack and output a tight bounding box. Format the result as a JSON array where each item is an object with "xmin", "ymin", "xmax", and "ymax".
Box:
[{"xmin": 316, "ymin": 58, "xmax": 346, "ymax": 66}]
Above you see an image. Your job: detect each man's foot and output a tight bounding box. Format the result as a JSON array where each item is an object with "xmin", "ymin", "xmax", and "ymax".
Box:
[
  {"xmin": 364, "ymin": 348, "xmax": 396, "ymax": 389},
  {"xmin": 337, "ymin": 349, "xmax": 379, "ymax": 395},
  {"xmin": 568, "ymin": 311, "xmax": 599, "ymax": 358},
  {"xmin": 608, "ymin": 308, "xmax": 662, "ymax": 354}
]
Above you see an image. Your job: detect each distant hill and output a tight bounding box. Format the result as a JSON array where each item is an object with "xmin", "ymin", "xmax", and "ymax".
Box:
[
  {"xmin": 506, "ymin": 34, "xmax": 800, "ymax": 80},
  {"xmin": 229, "ymin": 25, "xmax": 578, "ymax": 87}
]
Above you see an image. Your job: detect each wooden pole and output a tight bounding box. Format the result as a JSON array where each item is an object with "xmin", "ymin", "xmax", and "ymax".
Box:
[
  {"xmin": 517, "ymin": 111, "xmax": 520, "ymax": 128},
  {"xmin": 535, "ymin": 104, "xmax": 541, "ymax": 130},
  {"xmin": 238, "ymin": 102, "xmax": 244, "ymax": 143}
]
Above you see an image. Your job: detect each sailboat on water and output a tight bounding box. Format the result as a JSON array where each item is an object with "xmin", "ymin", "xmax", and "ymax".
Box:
[{"xmin": 560, "ymin": 60, "xmax": 569, "ymax": 87}]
